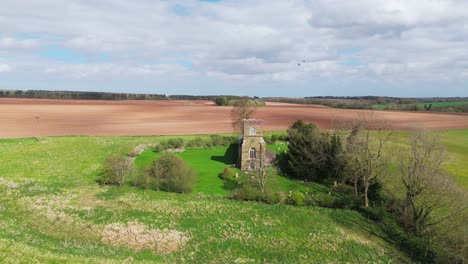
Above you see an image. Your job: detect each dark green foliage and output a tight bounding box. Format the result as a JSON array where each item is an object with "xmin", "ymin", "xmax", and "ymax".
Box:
[
  {"xmin": 424, "ymin": 103, "xmax": 433, "ymax": 111},
  {"xmin": 151, "ymin": 154, "xmax": 197, "ymax": 193},
  {"xmin": 214, "ymin": 96, "xmax": 229, "ymax": 106},
  {"xmin": 0, "ymin": 89, "xmax": 166, "ymax": 100},
  {"xmin": 282, "ymin": 120, "xmax": 344, "ymax": 182}
]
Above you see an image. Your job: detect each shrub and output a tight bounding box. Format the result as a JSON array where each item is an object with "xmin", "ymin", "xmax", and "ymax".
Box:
[
  {"xmin": 155, "ymin": 138, "xmax": 184, "ymax": 152},
  {"xmin": 219, "ymin": 167, "xmax": 237, "ymax": 182},
  {"xmin": 151, "ymin": 154, "xmax": 197, "ymax": 193},
  {"xmin": 187, "ymin": 137, "xmax": 206, "ymax": 148},
  {"xmin": 314, "ymin": 193, "xmax": 337, "ymax": 208},
  {"xmin": 167, "ymin": 138, "xmax": 184, "ymax": 149},
  {"xmin": 214, "ymin": 96, "xmax": 229, "ymax": 106},
  {"xmin": 134, "ymin": 167, "xmax": 157, "ymax": 190},
  {"xmin": 154, "ymin": 144, "xmax": 165, "ymax": 152},
  {"xmin": 209, "ymin": 135, "xmax": 237, "ymax": 147},
  {"xmin": 287, "ymin": 191, "xmax": 305, "ymax": 206},
  {"xmin": 231, "ymin": 184, "xmax": 265, "ymax": 201},
  {"xmin": 99, "ymin": 155, "xmax": 134, "ymax": 186}
]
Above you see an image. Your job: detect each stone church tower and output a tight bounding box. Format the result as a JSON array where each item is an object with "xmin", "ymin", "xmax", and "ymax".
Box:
[{"xmin": 238, "ymin": 119, "xmax": 270, "ymax": 170}]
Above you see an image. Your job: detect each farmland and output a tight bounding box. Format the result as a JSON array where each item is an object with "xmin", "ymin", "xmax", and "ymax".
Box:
[
  {"xmin": 1, "ymin": 98, "xmax": 468, "ymax": 138},
  {"xmin": 373, "ymin": 100, "xmax": 468, "ymax": 110}
]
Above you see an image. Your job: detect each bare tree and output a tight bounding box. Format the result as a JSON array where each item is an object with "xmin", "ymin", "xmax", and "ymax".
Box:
[
  {"xmin": 102, "ymin": 155, "xmax": 134, "ymax": 186},
  {"xmin": 345, "ymin": 112, "xmax": 393, "ymax": 208},
  {"xmin": 231, "ymin": 97, "xmax": 256, "ymax": 132},
  {"xmin": 251, "ymin": 165, "xmax": 275, "ymax": 193},
  {"xmin": 400, "ymin": 131, "xmax": 467, "ymax": 237}
]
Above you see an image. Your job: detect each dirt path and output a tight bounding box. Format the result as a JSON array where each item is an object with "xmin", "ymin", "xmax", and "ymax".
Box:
[{"xmin": 1, "ymin": 98, "xmax": 467, "ymax": 138}]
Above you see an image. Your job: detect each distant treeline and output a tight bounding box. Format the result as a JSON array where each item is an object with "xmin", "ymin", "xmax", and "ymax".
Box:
[
  {"xmin": 0, "ymin": 90, "xmax": 242, "ymax": 101},
  {"xmin": 265, "ymin": 96, "xmax": 468, "ymax": 112},
  {"xmin": 264, "ymin": 97, "xmax": 374, "ymax": 109}
]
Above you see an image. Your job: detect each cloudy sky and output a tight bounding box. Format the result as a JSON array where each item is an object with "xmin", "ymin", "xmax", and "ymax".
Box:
[{"xmin": 1, "ymin": 0, "xmax": 467, "ymax": 97}]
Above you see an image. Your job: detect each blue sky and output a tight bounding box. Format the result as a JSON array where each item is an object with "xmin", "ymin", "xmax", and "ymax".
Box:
[{"xmin": 0, "ymin": 0, "xmax": 467, "ymax": 97}]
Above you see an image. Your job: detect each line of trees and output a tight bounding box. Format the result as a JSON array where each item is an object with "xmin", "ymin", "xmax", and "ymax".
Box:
[{"xmin": 0, "ymin": 89, "xmax": 245, "ymax": 101}]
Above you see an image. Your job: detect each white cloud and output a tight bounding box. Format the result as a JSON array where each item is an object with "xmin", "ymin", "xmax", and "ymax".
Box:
[
  {"xmin": 0, "ymin": 37, "xmax": 39, "ymax": 49},
  {"xmin": 0, "ymin": 64, "xmax": 12, "ymax": 72},
  {"xmin": 0, "ymin": 0, "xmax": 467, "ymax": 95}
]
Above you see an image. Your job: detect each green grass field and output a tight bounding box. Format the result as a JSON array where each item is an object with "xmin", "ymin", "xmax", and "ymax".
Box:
[
  {"xmin": 0, "ymin": 131, "xmax": 466, "ymax": 262},
  {"xmin": 373, "ymin": 100, "xmax": 468, "ymax": 110},
  {"xmin": 135, "ymin": 143, "xmax": 327, "ymax": 196}
]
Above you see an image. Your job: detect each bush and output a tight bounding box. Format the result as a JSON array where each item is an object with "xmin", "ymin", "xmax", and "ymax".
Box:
[
  {"xmin": 314, "ymin": 193, "xmax": 337, "ymax": 208},
  {"xmin": 219, "ymin": 167, "xmax": 237, "ymax": 182},
  {"xmin": 231, "ymin": 184, "xmax": 265, "ymax": 201},
  {"xmin": 98, "ymin": 155, "xmax": 134, "ymax": 186},
  {"xmin": 214, "ymin": 96, "xmax": 229, "ymax": 106},
  {"xmin": 151, "ymin": 154, "xmax": 197, "ymax": 193},
  {"xmin": 187, "ymin": 137, "xmax": 206, "ymax": 148},
  {"xmin": 209, "ymin": 135, "xmax": 237, "ymax": 147},
  {"xmin": 155, "ymin": 138, "xmax": 184, "ymax": 152},
  {"xmin": 287, "ymin": 191, "xmax": 305, "ymax": 206},
  {"xmin": 134, "ymin": 167, "xmax": 157, "ymax": 190},
  {"xmin": 167, "ymin": 138, "xmax": 184, "ymax": 148}
]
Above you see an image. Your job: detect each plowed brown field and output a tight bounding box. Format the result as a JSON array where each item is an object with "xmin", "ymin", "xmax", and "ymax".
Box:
[{"xmin": 1, "ymin": 98, "xmax": 468, "ymax": 138}]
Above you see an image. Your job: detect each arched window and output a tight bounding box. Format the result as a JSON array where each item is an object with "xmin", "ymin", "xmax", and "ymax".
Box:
[
  {"xmin": 249, "ymin": 148, "xmax": 257, "ymax": 159},
  {"xmin": 249, "ymin": 127, "xmax": 256, "ymax": 135}
]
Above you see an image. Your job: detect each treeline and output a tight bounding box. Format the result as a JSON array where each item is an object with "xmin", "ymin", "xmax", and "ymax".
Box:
[
  {"xmin": 0, "ymin": 89, "xmax": 244, "ymax": 101},
  {"xmin": 264, "ymin": 97, "xmax": 373, "ymax": 109},
  {"xmin": 213, "ymin": 96, "xmax": 265, "ymax": 107},
  {"xmin": 265, "ymin": 96, "xmax": 468, "ymax": 112},
  {"xmin": 0, "ymin": 89, "xmax": 167, "ymax": 100}
]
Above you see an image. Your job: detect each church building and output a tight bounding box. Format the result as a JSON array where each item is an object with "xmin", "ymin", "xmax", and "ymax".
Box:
[{"xmin": 238, "ymin": 119, "xmax": 275, "ymax": 170}]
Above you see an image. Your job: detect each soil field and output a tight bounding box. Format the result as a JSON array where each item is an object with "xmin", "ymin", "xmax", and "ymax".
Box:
[{"xmin": 1, "ymin": 98, "xmax": 468, "ymax": 138}]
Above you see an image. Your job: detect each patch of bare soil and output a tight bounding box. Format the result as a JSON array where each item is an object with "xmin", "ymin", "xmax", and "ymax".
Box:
[
  {"xmin": 101, "ymin": 222, "xmax": 190, "ymax": 254},
  {"xmin": 1, "ymin": 98, "xmax": 467, "ymax": 138}
]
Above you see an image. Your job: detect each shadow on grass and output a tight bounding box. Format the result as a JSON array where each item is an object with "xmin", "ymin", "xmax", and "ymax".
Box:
[
  {"xmin": 221, "ymin": 180, "xmax": 239, "ymax": 192},
  {"xmin": 211, "ymin": 143, "xmax": 238, "ymax": 165},
  {"xmin": 327, "ymin": 208, "xmax": 437, "ymax": 263}
]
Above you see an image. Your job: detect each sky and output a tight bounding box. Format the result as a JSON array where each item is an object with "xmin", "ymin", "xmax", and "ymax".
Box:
[{"xmin": 0, "ymin": 0, "xmax": 467, "ymax": 97}]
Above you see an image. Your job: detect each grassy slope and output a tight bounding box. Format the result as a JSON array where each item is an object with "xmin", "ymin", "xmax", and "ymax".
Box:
[
  {"xmin": 0, "ymin": 135, "xmax": 412, "ymax": 263},
  {"xmin": 440, "ymin": 130, "xmax": 468, "ymax": 187},
  {"xmin": 385, "ymin": 130, "xmax": 468, "ymax": 188},
  {"xmin": 373, "ymin": 100, "xmax": 468, "ymax": 110}
]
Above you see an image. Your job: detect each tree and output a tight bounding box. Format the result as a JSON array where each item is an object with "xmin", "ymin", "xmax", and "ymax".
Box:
[
  {"xmin": 283, "ymin": 120, "xmax": 332, "ymax": 181},
  {"xmin": 151, "ymin": 154, "xmax": 197, "ymax": 193},
  {"xmin": 345, "ymin": 113, "xmax": 393, "ymax": 208},
  {"xmin": 250, "ymin": 163, "xmax": 275, "ymax": 193},
  {"xmin": 400, "ymin": 131, "xmax": 466, "ymax": 237},
  {"xmin": 101, "ymin": 155, "xmax": 134, "ymax": 186},
  {"xmin": 214, "ymin": 96, "xmax": 229, "ymax": 106},
  {"xmin": 231, "ymin": 97, "xmax": 256, "ymax": 132}
]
